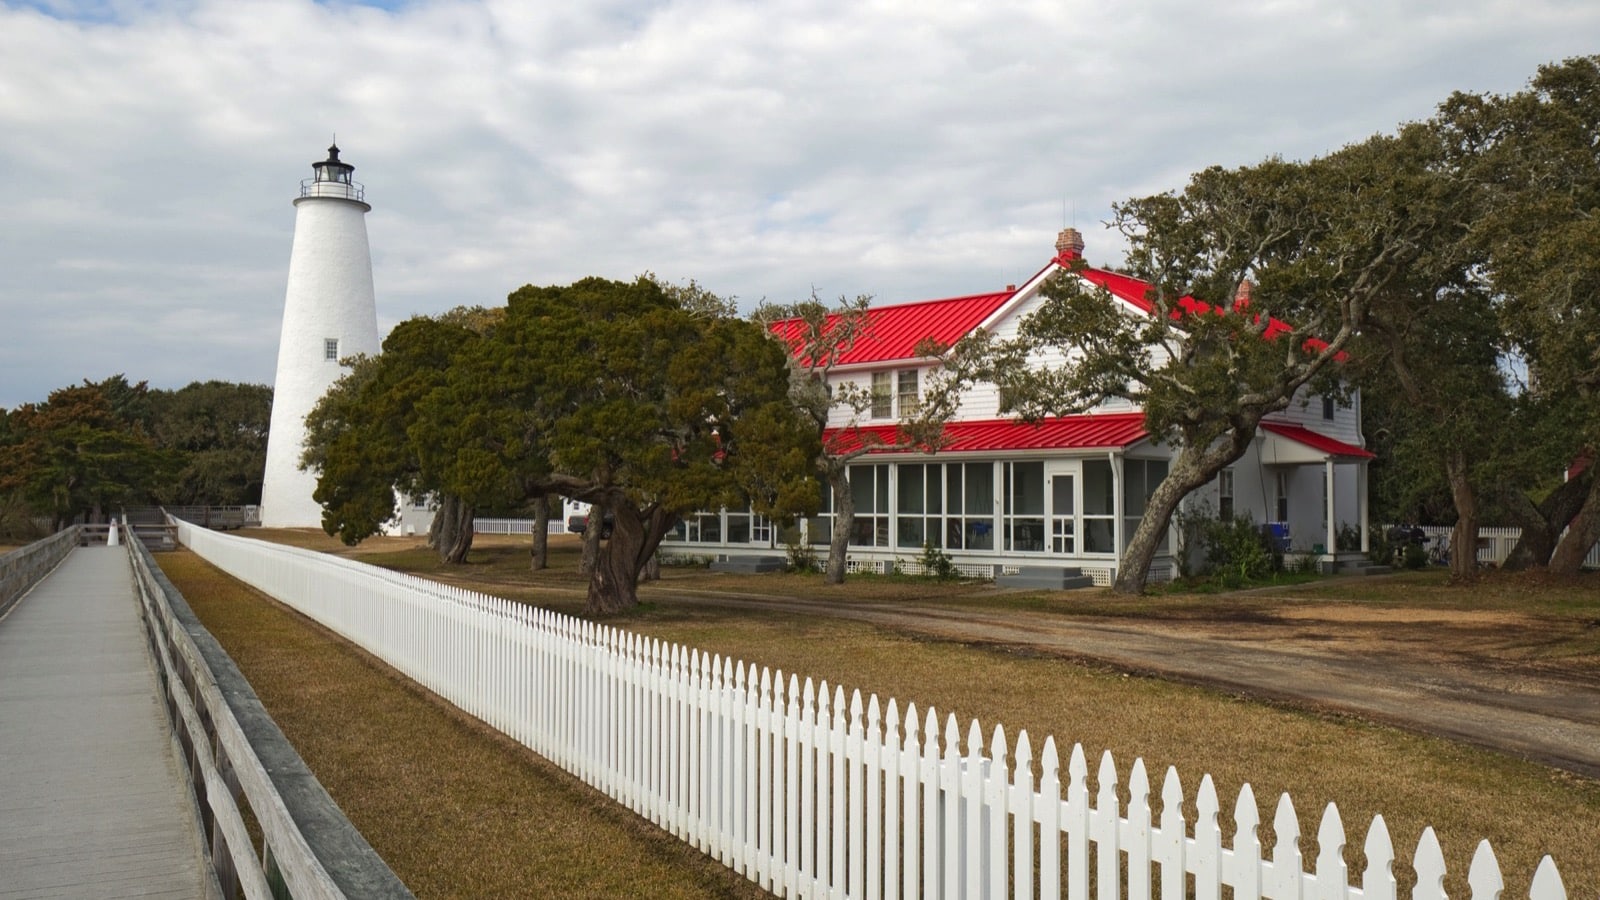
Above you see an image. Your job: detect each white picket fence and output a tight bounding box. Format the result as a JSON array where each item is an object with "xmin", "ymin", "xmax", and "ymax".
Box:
[
  {"xmin": 171, "ymin": 520, "xmax": 1581, "ymax": 900},
  {"xmin": 1413, "ymin": 525, "xmax": 1600, "ymax": 569},
  {"xmin": 473, "ymin": 517, "xmax": 566, "ymax": 535}
]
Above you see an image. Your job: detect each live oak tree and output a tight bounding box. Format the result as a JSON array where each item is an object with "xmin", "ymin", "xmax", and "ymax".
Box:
[
  {"xmin": 1343, "ymin": 124, "xmax": 1511, "ymax": 581},
  {"xmin": 1445, "ymin": 56, "xmax": 1600, "ymax": 572},
  {"xmin": 759, "ymin": 293, "xmax": 957, "ymax": 584},
  {"xmin": 945, "ymin": 149, "xmax": 1436, "ymax": 594},
  {"xmin": 302, "ymin": 313, "xmax": 492, "ymax": 561},
  {"xmin": 504, "ymin": 277, "xmax": 819, "ymax": 614}
]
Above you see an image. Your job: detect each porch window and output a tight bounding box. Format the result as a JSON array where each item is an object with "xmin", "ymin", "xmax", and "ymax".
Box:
[
  {"xmin": 849, "ymin": 463, "xmax": 890, "ymax": 547},
  {"xmin": 1218, "ymin": 468, "xmax": 1234, "ymax": 519},
  {"xmin": 675, "ymin": 512, "xmax": 722, "ymax": 543},
  {"xmin": 897, "ymin": 369, "xmax": 919, "ymax": 416},
  {"xmin": 1082, "ymin": 460, "xmax": 1116, "ymax": 553},
  {"xmin": 726, "ymin": 511, "xmax": 751, "ymax": 544},
  {"xmin": 951, "ymin": 462, "xmax": 995, "ymax": 550},
  {"xmin": 1122, "ymin": 458, "xmax": 1169, "ymax": 551},
  {"xmin": 807, "ymin": 481, "xmax": 833, "ymax": 546},
  {"xmin": 1004, "ymin": 461, "xmax": 1045, "ymax": 552},
  {"xmin": 896, "ymin": 463, "xmax": 944, "ymax": 549},
  {"xmin": 871, "ymin": 372, "xmax": 892, "ymax": 418}
]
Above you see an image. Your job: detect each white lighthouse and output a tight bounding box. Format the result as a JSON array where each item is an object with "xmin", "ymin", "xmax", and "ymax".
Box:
[{"xmin": 260, "ymin": 144, "xmax": 381, "ymax": 528}]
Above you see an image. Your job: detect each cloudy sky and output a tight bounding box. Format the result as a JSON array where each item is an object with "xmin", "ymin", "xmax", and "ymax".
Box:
[{"xmin": 1, "ymin": 0, "xmax": 1594, "ymax": 408}]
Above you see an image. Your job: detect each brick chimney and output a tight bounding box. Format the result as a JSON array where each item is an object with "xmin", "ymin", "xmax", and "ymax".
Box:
[
  {"xmin": 1054, "ymin": 227, "xmax": 1085, "ymax": 259},
  {"xmin": 1234, "ymin": 279, "xmax": 1254, "ymax": 307}
]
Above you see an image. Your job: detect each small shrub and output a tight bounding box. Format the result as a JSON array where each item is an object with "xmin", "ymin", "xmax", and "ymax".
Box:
[
  {"xmin": 919, "ymin": 541, "xmax": 959, "ymax": 582},
  {"xmin": 785, "ymin": 539, "xmax": 820, "ymax": 573},
  {"xmin": 1201, "ymin": 514, "xmax": 1277, "ymax": 584},
  {"xmin": 1403, "ymin": 543, "xmax": 1429, "ymax": 569},
  {"xmin": 1336, "ymin": 521, "xmax": 1362, "ymax": 553}
]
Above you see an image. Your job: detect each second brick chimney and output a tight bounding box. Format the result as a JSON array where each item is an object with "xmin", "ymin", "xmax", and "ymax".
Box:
[{"xmin": 1055, "ymin": 227, "xmax": 1085, "ymax": 259}]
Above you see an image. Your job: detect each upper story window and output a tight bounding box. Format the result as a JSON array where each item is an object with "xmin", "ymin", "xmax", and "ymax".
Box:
[
  {"xmin": 897, "ymin": 369, "xmax": 919, "ymax": 416},
  {"xmin": 870, "ymin": 372, "xmax": 892, "ymax": 418},
  {"xmin": 1322, "ymin": 395, "xmax": 1335, "ymax": 420},
  {"xmin": 324, "ymin": 338, "xmax": 339, "ymax": 361}
]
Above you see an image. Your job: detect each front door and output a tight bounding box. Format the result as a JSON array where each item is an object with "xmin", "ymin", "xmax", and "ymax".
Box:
[{"xmin": 1047, "ymin": 462, "xmax": 1079, "ymax": 555}]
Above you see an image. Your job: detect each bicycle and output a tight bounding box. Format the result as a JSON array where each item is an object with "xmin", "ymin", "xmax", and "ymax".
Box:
[{"xmin": 1428, "ymin": 533, "xmax": 1451, "ymax": 567}]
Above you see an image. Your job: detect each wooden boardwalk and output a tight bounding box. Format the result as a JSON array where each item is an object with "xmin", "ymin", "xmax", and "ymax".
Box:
[{"xmin": 0, "ymin": 546, "xmax": 212, "ymax": 898}]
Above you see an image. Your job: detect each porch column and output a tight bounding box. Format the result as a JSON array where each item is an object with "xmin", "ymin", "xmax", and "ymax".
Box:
[
  {"xmin": 1325, "ymin": 458, "xmax": 1336, "ymax": 557},
  {"xmin": 1358, "ymin": 461, "xmax": 1370, "ymax": 553},
  {"xmin": 1110, "ymin": 452, "xmax": 1124, "ymax": 563}
]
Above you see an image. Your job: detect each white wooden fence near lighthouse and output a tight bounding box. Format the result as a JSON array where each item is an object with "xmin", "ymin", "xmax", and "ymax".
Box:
[{"xmin": 171, "ymin": 519, "xmax": 1579, "ymax": 900}]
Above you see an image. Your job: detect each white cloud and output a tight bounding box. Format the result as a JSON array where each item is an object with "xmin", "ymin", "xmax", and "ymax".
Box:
[{"xmin": 2, "ymin": 0, "xmax": 1597, "ymax": 407}]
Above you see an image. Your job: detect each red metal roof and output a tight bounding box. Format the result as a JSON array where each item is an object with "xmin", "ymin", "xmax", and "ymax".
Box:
[
  {"xmin": 769, "ymin": 291, "xmax": 1012, "ymax": 366},
  {"xmin": 1260, "ymin": 421, "xmax": 1374, "ymax": 460},
  {"xmin": 770, "ymin": 251, "xmax": 1345, "ymax": 367},
  {"xmin": 823, "ymin": 412, "xmax": 1148, "ymax": 455}
]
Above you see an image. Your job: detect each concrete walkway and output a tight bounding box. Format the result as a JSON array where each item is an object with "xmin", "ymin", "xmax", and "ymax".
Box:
[{"xmin": 0, "ymin": 546, "xmax": 211, "ymax": 899}]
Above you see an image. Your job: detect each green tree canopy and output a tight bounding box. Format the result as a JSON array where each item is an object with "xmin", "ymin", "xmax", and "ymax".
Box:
[
  {"xmin": 502, "ymin": 276, "xmax": 820, "ymax": 613},
  {"xmin": 146, "ymin": 380, "xmax": 273, "ymax": 506},
  {"xmin": 0, "ymin": 376, "xmax": 173, "ymax": 530}
]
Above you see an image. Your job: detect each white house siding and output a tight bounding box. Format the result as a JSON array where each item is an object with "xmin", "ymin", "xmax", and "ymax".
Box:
[
  {"xmin": 1262, "ymin": 385, "xmax": 1364, "ymax": 446},
  {"xmin": 1194, "ymin": 436, "xmax": 1365, "ymax": 555}
]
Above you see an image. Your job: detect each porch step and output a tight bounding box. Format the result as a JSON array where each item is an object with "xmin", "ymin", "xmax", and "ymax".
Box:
[
  {"xmin": 996, "ymin": 566, "xmax": 1096, "ymax": 591},
  {"xmin": 709, "ymin": 555, "xmax": 788, "ymax": 574}
]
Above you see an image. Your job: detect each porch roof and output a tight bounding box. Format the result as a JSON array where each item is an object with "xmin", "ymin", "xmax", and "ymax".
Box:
[
  {"xmin": 1259, "ymin": 421, "xmax": 1374, "ymax": 462},
  {"xmin": 823, "ymin": 412, "xmax": 1148, "ymax": 456}
]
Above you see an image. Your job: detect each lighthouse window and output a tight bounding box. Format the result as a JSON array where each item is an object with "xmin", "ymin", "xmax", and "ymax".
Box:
[{"xmin": 324, "ymin": 338, "xmax": 339, "ymax": 361}]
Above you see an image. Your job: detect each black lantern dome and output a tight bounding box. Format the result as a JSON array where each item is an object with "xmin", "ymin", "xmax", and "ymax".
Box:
[
  {"xmin": 312, "ymin": 143, "xmax": 354, "ymax": 184},
  {"xmin": 299, "ymin": 142, "xmax": 365, "ymax": 203}
]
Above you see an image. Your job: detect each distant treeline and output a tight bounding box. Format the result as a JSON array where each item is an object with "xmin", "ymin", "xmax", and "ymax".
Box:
[{"xmin": 0, "ymin": 376, "xmax": 271, "ymax": 537}]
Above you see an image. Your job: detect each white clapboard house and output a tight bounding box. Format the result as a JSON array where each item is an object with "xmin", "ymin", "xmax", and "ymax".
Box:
[{"xmin": 659, "ymin": 229, "xmax": 1374, "ymax": 585}]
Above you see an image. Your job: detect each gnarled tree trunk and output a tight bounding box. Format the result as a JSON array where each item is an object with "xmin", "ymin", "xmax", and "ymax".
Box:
[
  {"xmin": 1503, "ymin": 470, "xmax": 1592, "ymax": 570},
  {"xmin": 529, "ymin": 494, "xmax": 549, "ymax": 571},
  {"xmin": 1549, "ymin": 474, "xmax": 1600, "ymax": 574},
  {"xmin": 1446, "ymin": 453, "xmax": 1479, "ymax": 581},
  {"xmin": 579, "ymin": 504, "xmax": 602, "ymax": 576},
  {"xmin": 432, "ymin": 494, "xmax": 475, "ymax": 564},
  {"xmin": 584, "ymin": 502, "xmax": 673, "ymax": 615},
  {"xmin": 824, "ymin": 465, "xmax": 852, "ymax": 585},
  {"xmin": 1114, "ymin": 426, "xmax": 1256, "ymax": 595}
]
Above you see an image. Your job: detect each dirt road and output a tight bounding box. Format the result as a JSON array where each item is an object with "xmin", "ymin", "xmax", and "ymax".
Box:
[{"xmin": 654, "ymin": 587, "xmax": 1600, "ymax": 779}]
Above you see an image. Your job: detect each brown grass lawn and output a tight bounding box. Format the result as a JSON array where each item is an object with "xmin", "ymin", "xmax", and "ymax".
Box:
[{"xmin": 175, "ymin": 529, "xmax": 1600, "ymax": 898}]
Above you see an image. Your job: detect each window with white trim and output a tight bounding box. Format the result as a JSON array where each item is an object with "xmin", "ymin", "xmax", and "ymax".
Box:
[
  {"xmin": 870, "ymin": 372, "xmax": 892, "ymax": 418},
  {"xmin": 1082, "ymin": 459, "xmax": 1116, "ymax": 554},
  {"xmin": 1218, "ymin": 468, "xmax": 1235, "ymax": 520},
  {"xmin": 897, "ymin": 369, "xmax": 919, "ymax": 416},
  {"xmin": 324, "ymin": 338, "xmax": 339, "ymax": 361}
]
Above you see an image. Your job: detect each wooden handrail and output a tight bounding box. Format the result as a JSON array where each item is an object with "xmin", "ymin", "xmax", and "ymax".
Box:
[{"xmin": 127, "ymin": 533, "xmax": 412, "ymax": 899}]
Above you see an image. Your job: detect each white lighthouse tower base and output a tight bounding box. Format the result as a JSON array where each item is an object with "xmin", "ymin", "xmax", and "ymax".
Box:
[{"xmin": 260, "ymin": 145, "xmax": 381, "ymax": 529}]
